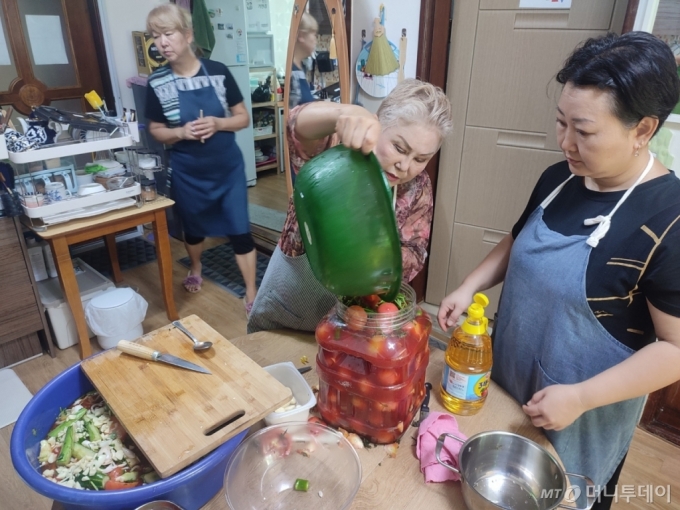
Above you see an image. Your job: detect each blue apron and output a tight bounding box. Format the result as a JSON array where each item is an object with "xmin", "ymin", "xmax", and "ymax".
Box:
[
  {"xmin": 492, "ymin": 154, "xmax": 655, "ymax": 497},
  {"xmin": 170, "ymin": 63, "xmax": 250, "ymax": 237}
]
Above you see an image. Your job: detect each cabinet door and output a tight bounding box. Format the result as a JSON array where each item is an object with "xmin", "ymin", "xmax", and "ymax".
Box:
[
  {"xmin": 455, "ymin": 127, "xmax": 563, "ymax": 233},
  {"xmin": 480, "ymin": 0, "xmax": 617, "ymax": 30},
  {"xmin": 466, "ymin": 10, "xmax": 613, "ymax": 139},
  {"xmin": 446, "ymin": 223, "xmax": 507, "ymax": 317},
  {"xmin": 0, "ymin": 218, "xmax": 43, "ymax": 341}
]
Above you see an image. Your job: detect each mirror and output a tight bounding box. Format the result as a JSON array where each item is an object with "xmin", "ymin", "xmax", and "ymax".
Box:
[
  {"xmin": 248, "ymin": 0, "xmax": 349, "ymax": 234},
  {"xmin": 284, "ymin": 0, "xmax": 350, "ymax": 196}
]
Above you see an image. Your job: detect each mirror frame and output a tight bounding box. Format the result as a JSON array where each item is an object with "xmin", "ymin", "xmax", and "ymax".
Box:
[{"xmin": 282, "ymin": 0, "xmax": 351, "ymax": 197}]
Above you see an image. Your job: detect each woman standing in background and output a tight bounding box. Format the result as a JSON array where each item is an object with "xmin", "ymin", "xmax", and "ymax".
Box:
[{"xmin": 144, "ymin": 4, "xmax": 258, "ymax": 311}]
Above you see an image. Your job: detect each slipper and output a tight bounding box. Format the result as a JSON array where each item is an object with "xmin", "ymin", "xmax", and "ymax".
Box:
[
  {"xmin": 183, "ymin": 272, "xmax": 203, "ymax": 293},
  {"xmin": 244, "ymin": 297, "xmax": 254, "ymax": 318}
]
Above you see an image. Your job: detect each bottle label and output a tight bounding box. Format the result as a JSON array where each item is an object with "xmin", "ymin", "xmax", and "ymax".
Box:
[{"xmin": 441, "ymin": 366, "xmax": 490, "ymax": 401}]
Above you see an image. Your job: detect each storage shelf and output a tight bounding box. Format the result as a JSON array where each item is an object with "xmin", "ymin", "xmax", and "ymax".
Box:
[
  {"xmin": 252, "ymin": 101, "xmax": 276, "ymax": 108},
  {"xmin": 254, "ymin": 133, "xmax": 277, "ymax": 141},
  {"xmin": 1, "ymin": 122, "xmax": 139, "ymax": 164},
  {"xmin": 256, "ymin": 162, "xmax": 278, "ymax": 172}
]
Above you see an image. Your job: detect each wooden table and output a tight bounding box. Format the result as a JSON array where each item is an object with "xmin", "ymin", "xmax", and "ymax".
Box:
[
  {"xmin": 200, "ymin": 330, "xmax": 562, "ymax": 510},
  {"xmin": 29, "ymin": 198, "xmax": 178, "ymax": 360}
]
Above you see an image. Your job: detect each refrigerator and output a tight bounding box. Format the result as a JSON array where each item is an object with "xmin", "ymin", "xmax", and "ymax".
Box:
[{"xmin": 205, "ymin": 0, "xmax": 257, "ymax": 186}]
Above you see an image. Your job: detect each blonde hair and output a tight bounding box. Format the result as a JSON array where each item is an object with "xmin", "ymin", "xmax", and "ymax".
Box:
[
  {"xmin": 146, "ymin": 3, "xmax": 192, "ymax": 35},
  {"xmin": 299, "ymin": 12, "xmax": 319, "ymax": 34},
  {"xmin": 377, "ymin": 79, "xmax": 453, "ymax": 143}
]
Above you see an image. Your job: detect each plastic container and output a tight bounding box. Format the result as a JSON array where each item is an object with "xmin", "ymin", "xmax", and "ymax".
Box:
[
  {"xmin": 262, "ymin": 362, "xmax": 317, "ymax": 426},
  {"xmin": 86, "ymin": 288, "xmax": 147, "ymax": 349},
  {"xmin": 37, "ymin": 258, "xmax": 115, "ymax": 349},
  {"xmin": 26, "ymin": 237, "xmax": 49, "ymax": 281},
  {"xmin": 294, "ymin": 144, "xmax": 402, "ymax": 300},
  {"xmin": 41, "ymin": 241, "xmax": 58, "ymax": 278},
  {"xmin": 315, "ymin": 284, "xmax": 431, "ymax": 444},
  {"xmin": 140, "ymin": 178, "xmax": 157, "ymax": 201},
  {"xmin": 10, "ymin": 362, "xmax": 248, "ymax": 510},
  {"xmin": 440, "ymin": 293, "xmax": 492, "ymax": 416}
]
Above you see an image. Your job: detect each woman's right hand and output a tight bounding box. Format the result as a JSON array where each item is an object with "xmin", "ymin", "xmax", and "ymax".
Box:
[
  {"xmin": 335, "ymin": 112, "xmax": 382, "ymax": 155},
  {"xmin": 437, "ymin": 285, "xmax": 475, "ymax": 331}
]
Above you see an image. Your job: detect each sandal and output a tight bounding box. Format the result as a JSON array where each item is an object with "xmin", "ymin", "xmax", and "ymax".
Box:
[{"xmin": 183, "ymin": 272, "xmax": 203, "ymax": 293}]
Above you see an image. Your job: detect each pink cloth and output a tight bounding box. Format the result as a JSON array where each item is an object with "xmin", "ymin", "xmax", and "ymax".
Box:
[{"xmin": 416, "ymin": 411, "xmax": 467, "ymax": 483}]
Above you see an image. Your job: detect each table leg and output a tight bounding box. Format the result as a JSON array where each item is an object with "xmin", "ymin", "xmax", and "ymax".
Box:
[
  {"xmin": 50, "ymin": 237, "xmax": 92, "ymax": 359},
  {"xmin": 152, "ymin": 209, "xmax": 178, "ymax": 321},
  {"xmin": 104, "ymin": 233, "xmax": 123, "ymax": 284}
]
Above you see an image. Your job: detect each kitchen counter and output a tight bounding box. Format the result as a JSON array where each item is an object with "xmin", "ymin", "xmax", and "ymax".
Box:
[{"xmin": 201, "ymin": 329, "xmax": 562, "ymax": 510}]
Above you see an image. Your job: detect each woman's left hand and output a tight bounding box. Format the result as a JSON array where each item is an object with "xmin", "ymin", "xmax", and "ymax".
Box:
[
  {"xmin": 522, "ymin": 384, "xmax": 587, "ymax": 431},
  {"xmin": 191, "ymin": 116, "xmax": 220, "ymax": 141}
]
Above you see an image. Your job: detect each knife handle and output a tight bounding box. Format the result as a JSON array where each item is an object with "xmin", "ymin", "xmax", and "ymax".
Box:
[{"xmin": 117, "ymin": 340, "xmax": 157, "ymax": 361}]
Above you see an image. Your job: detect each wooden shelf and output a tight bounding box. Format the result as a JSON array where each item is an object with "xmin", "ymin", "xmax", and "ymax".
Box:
[
  {"xmin": 254, "ymin": 133, "xmax": 277, "ymax": 141},
  {"xmin": 256, "ymin": 161, "xmax": 278, "ymax": 172},
  {"xmin": 252, "ymin": 101, "xmax": 276, "ymax": 108}
]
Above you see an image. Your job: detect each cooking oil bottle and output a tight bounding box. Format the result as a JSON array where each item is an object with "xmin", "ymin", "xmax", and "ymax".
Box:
[{"xmin": 440, "ymin": 293, "xmax": 492, "ymax": 415}]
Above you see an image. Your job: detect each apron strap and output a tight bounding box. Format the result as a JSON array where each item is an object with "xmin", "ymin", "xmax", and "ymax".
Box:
[
  {"xmin": 540, "ymin": 174, "xmax": 575, "ymax": 209},
  {"xmin": 584, "ymin": 151, "xmax": 655, "ymax": 248}
]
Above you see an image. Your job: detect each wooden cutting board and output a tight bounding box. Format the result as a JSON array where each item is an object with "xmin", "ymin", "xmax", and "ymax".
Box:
[{"xmin": 81, "ymin": 315, "xmax": 292, "ymax": 478}]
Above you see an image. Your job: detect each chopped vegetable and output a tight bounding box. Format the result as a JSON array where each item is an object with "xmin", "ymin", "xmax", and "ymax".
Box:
[
  {"xmin": 48, "ymin": 408, "xmax": 86, "ymax": 438},
  {"xmin": 39, "ymin": 391, "xmax": 158, "ymax": 491},
  {"xmin": 56, "ymin": 426, "xmax": 74, "ymax": 466},
  {"xmin": 384, "ymin": 442, "xmax": 399, "ymax": 458},
  {"xmin": 294, "ymin": 478, "xmax": 310, "ymax": 492}
]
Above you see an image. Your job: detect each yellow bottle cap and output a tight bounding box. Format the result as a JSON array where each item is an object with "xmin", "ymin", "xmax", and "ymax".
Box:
[
  {"xmin": 461, "ymin": 293, "xmax": 490, "ymax": 335},
  {"xmin": 473, "ymin": 293, "xmax": 490, "ymax": 308}
]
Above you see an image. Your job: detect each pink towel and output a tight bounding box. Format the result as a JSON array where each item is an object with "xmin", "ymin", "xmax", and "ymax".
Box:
[{"xmin": 416, "ymin": 411, "xmax": 467, "ymax": 483}]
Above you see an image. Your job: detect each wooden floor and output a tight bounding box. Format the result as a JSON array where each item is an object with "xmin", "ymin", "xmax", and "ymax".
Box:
[
  {"xmin": 247, "ymin": 169, "xmax": 289, "ymax": 213},
  {"xmin": 1, "ymin": 235, "xmax": 679, "ymax": 509}
]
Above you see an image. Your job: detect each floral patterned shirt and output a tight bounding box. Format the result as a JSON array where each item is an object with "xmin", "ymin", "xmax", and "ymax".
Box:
[{"xmin": 279, "ymin": 103, "xmax": 434, "ymax": 283}]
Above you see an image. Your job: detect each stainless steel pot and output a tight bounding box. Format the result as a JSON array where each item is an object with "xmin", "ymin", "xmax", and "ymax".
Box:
[{"xmin": 436, "ymin": 431, "xmax": 595, "ymax": 510}]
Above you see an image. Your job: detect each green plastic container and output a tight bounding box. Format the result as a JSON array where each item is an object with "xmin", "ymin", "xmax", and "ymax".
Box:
[{"xmin": 294, "ymin": 144, "xmax": 402, "ymax": 299}]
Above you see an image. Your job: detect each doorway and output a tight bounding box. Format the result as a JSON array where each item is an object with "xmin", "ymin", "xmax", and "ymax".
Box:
[{"xmin": 0, "ymin": 0, "xmax": 112, "ymax": 117}]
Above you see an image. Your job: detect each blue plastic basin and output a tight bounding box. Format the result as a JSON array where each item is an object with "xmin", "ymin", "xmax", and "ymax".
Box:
[{"xmin": 10, "ymin": 362, "xmax": 247, "ymax": 510}]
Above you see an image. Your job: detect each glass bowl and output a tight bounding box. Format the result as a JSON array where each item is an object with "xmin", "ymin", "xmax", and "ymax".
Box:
[{"xmin": 224, "ymin": 422, "xmax": 362, "ymax": 510}]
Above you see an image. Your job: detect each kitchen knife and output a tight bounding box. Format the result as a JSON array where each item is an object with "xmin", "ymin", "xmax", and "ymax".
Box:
[{"xmin": 117, "ymin": 340, "xmax": 211, "ymax": 374}]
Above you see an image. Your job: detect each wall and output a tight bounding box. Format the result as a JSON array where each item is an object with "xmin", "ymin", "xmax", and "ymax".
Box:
[
  {"xmin": 270, "ymin": 0, "xmax": 295, "ymax": 74},
  {"xmin": 100, "ymin": 0, "xmax": 167, "ymax": 113},
  {"xmin": 350, "ymin": 0, "xmax": 421, "ymax": 113}
]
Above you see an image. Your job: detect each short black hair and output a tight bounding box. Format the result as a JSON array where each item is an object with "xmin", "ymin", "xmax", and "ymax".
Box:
[{"xmin": 556, "ymin": 31, "xmax": 680, "ymax": 135}]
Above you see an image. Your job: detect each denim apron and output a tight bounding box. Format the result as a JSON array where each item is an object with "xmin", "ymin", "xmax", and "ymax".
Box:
[
  {"xmin": 170, "ymin": 62, "xmax": 249, "ymax": 237},
  {"xmin": 492, "ymin": 153, "xmax": 655, "ymax": 497}
]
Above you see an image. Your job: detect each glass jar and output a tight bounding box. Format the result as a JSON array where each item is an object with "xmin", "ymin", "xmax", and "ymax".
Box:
[
  {"xmin": 315, "ymin": 283, "xmax": 431, "ymax": 444},
  {"xmin": 140, "ymin": 178, "xmax": 157, "ymax": 201}
]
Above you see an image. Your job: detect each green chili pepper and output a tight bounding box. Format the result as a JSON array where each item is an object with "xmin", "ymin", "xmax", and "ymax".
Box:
[
  {"xmin": 84, "ymin": 418, "xmax": 101, "ymax": 442},
  {"xmin": 294, "ymin": 478, "xmax": 310, "ymax": 492},
  {"xmin": 56, "ymin": 425, "xmax": 74, "ymax": 466},
  {"xmin": 48, "ymin": 408, "xmax": 87, "ymax": 438}
]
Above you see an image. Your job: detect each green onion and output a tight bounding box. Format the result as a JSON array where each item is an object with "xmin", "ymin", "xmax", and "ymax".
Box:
[{"xmin": 294, "ymin": 478, "xmax": 310, "ymax": 492}]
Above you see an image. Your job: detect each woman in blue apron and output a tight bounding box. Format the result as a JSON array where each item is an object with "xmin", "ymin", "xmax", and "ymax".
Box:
[
  {"xmin": 144, "ymin": 4, "xmax": 258, "ymax": 309},
  {"xmin": 438, "ymin": 32, "xmax": 680, "ymax": 510}
]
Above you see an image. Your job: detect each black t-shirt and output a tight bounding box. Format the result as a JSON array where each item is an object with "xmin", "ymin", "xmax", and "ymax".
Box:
[
  {"xmin": 512, "ymin": 161, "xmax": 680, "ymax": 351},
  {"xmin": 145, "ymin": 59, "xmax": 243, "ymax": 126}
]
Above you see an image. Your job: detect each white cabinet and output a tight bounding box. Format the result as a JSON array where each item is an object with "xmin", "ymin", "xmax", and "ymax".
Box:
[{"xmin": 246, "ymin": 0, "xmax": 271, "ymax": 33}]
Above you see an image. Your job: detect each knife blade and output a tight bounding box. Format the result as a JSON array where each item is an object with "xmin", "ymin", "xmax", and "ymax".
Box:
[{"xmin": 117, "ymin": 340, "xmax": 211, "ymax": 374}]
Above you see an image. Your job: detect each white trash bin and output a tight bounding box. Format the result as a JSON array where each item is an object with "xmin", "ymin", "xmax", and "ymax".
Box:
[{"xmin": 85, "ymin": 288, "xmax": 148, "ymax": 350}]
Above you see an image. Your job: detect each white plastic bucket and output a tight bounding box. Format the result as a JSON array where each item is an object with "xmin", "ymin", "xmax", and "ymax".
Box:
[{"xmin": 85, "ymin": 288, "xmax": 147, "ymax": 350}]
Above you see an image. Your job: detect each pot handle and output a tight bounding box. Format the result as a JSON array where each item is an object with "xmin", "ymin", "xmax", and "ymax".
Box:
[
  {"xmin": 558, "ymin": 473, "xmax": 596, "ymax": 510},
  {"xmin": 434, "ymin": 433, "xmax": 466, "ymax": 476}
]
